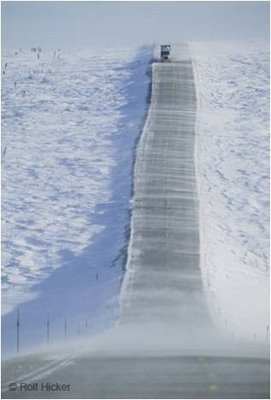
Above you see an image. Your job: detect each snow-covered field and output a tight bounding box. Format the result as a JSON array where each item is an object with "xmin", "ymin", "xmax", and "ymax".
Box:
[
  {"xmin": 2, "ymin": 46, "xmax": 151, "ymax": 355},
  {"xmin": 2, "ymin": 41, "xmax": 269, "ymax": 357},
  {"xmin": 192, "ymin": 41, "xmax": 269, "ymax": 343}
]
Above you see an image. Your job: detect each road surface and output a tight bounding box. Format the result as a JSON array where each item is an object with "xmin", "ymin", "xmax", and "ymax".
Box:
[
  {"xmin": 2, "ymin": 351, "xmax": 269, "ymax": 399},
  {"xmin": 120, "ymin": 44, "xmax": 210, "ymax": 331}
]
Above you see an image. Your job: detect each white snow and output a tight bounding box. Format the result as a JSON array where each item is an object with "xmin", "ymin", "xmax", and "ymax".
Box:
[
  {"xmin": 2, "ymin": 41, "xmax": 269, "ymax": 354},
  {"xmin": 191, "ymin": 41, "xmax": 269, "ymax": 343},
  {"xmin": 1, "ymin": 47, "xmax": 149, "ymax": 316}
]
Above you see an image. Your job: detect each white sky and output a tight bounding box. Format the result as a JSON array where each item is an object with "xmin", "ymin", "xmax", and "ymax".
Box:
[{"xmin": 1, "ymin": 1, "xmax": 270, "ymax": 49}]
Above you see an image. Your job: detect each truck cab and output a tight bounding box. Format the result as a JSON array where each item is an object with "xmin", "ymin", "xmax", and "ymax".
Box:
[{"xmin": 160, "ymin": 45, "xmax": 171, "ymax": 61}]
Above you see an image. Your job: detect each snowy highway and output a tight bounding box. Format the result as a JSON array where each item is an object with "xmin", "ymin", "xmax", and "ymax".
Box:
[
  {"xmin": 2, "ymin": 44, "xmax": 270, "ymax": 398},
  {"xmin": 120, "ymin": 44, "xmax": 211, "ymax": 332},
  {"xmin": 2, "ymin": 351, "xmax": 269, "ymax": 398}
]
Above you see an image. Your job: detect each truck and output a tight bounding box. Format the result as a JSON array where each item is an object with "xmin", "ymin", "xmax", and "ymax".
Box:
[{"xmin": 160, "ymin": 45, "xmax": 171, "ymax": 61}]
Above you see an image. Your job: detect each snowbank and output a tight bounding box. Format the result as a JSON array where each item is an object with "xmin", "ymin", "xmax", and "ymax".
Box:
[
  {"xmin": 2, "ymin": 46, "xmax": 152, "ymax": 356},
  {"xmin": 191, "ymin": 41, "xmax": 269, "ymax": 343}
]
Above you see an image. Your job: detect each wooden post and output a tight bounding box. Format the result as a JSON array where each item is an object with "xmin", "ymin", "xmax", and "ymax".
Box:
[
  {"xmin": 64, "ymin": 317, "xmax": 67, "ymax": 340},
  {"xmin": 16, "ymin": 309, "xmax": 20, "ymax": 356},
  {"xmin": 47, "ymin": 314, "xmax": 50, "ymax": 345}
]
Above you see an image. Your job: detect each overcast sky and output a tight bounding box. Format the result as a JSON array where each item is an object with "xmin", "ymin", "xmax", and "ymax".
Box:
[{"xmin": 2, "ymin": 1, "xmax": 270, "ymax": 49}]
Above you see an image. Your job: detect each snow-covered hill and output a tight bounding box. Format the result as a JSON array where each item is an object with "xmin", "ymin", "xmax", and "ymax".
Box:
[
  {"xmin": 2, "ymin": 46, "xmax": 152, "ymax": 356},
  {"xmin": 192, "ymin": 41, "xmax": 269, "ymax": 343},
  {"xmin": 2, "ymin": 41, "xmax": 269, "ymax": 357}
]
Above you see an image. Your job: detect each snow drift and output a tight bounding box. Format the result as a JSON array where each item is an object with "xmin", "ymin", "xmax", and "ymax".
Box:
[{"xmin": 191, "ymin": 41, "xmax": 269, "ymax": 344}]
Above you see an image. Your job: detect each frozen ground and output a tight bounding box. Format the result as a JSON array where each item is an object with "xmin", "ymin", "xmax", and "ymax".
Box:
[
  {"xmin": 1, "ymin": 46, "xmax": 152, "ymax": 356},
  {"xmin": 191, "ymin": 41, "xmax": 269, "ymax": 343}
]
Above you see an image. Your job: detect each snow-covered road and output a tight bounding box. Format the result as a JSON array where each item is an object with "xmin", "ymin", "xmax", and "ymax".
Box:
[{"xmin": 120, "ymin": 43, "xmax": 212, "ymax": 336}]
